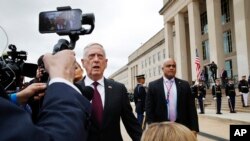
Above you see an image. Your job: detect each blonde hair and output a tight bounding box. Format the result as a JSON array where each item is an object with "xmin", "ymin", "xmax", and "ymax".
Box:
[{"xmin": 141, "ymin": 122, "xmax": 197, "ymax": 141}]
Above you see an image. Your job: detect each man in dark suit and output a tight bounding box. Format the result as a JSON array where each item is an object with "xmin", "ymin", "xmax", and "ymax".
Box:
[
  {"xmin": 209, "ymin": 61, "xmax": 218, "ymax": 82},
  {"xmin": 220, "ymin": 68, "xmax": 228, "ymax": 88},
  {"xmin": 78, "ymin": 43, "xmax": 142, "ymax": 141},
  {"xmin": 145, "ymin": 58, "xmax": 199, "ymax": 135},
  {"xmin": 134, "ymin": 74, "xmax": 146, "ymax": 128},
  {"xmin": 0, "ymin": 50, "xmax": 91, "ymax": 141}
]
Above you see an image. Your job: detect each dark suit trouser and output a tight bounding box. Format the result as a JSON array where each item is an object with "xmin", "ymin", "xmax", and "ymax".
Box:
[
  {"xmin": 216, "ymin": 97, "xmax": 221, "ymax": 113},
  {"xmin": 137, "ymin": 113, "xmax": 144, "ymax": 127},
  {"xmin": 198, "ymin": 98, "xmax": 204, "ymax": 113},
  {"xmin": 228, "ymin": 96, "xmax": 235, "ymax": 111}
]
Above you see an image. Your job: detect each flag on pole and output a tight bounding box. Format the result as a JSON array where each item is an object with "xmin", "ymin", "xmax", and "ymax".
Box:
[{"xmin": 195, "ymin": 48, "xmax": 201, "ymax": 80}]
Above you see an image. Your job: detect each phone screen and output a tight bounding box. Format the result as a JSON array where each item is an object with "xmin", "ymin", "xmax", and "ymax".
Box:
[{"xmin": 39, "ymin": 9, "xmax": 82, "ymax": 33}]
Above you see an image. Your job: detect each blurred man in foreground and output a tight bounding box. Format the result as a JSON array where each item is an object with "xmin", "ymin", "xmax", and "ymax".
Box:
[{"xmin": 0, "ymin": 50, "xmax": 90, "ymax": 141}]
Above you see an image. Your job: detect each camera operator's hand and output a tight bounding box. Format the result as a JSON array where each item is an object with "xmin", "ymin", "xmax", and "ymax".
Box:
[
  {"xmin": 43, "ymin": 50, "xmax": 76, "ymax": 82},
  {"xmin": 17, "ymin": 83, "xmax": 46, "ymax": 105}
]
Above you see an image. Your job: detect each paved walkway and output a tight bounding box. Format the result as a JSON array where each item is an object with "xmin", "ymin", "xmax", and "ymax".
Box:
[
  {"xmin": 121, "ymin": 103, "xmax": 250, "ymax": 141},
  {"xmin": 198, "ymin": 108, "xmax": 250, "ymax": 124}
]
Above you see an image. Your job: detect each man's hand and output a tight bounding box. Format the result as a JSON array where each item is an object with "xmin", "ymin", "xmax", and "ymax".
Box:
[
  {"xmin": 17, "ymin": 83, "xmax": 46, "ymax": 105},
  {"xmin": 43, "ymin": 50, "xmax": 76, "ymax": 82},
  {"xmin": 213, "ymin": 97, "xmax": 217, "ymax": 100}
]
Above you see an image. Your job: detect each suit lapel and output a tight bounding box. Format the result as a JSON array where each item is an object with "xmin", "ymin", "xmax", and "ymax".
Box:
[
  {"xmin": 159, "ymin": 78, "xmax": 168, "ymax": 120},
  {"xmin": 175, "ymin": 78, "xmax": 182, "ymax": 119},
  {"xmin": 102, "ymin": 78, "xmax": 112, "ymax": 129},
  {"xmin": 78, "ymin": 77, "xmax": 103, "ymax": 129},
  {"xmin": 159, "ymin": 78, "xmax": 166, "ymax": 103}
]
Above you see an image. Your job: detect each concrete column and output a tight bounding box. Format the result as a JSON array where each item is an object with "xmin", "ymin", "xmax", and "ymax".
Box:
[
  {"xmin": 188, "ymin": 1, "xmax": 202, "ymax": 81},
  {"xmin": 164, "ymin": 22, "xmax": 174, "ymax": 58},
  {"xmin": 233, "ymin": 0, "xmax": 250, "ymax": 77},
  {"xmin": 206, "ymin": 0, "xmax": 224, "ymax": 77},
  {"xmin": 174, "ymin": 12, "xmax": 188, "ymax": 80}
]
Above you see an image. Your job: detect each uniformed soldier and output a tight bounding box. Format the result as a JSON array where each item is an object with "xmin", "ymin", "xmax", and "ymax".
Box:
[
  {"xmin": 134, "ymin": 74, "xmax": 146, "ymax": 128},
  {"xmin": 197, "ymin": 80, "xmax": 206, "ymax": 114},
  {"xmin": 212, "ymin": 79, "xmax": 222, "ymax": 114},
  {"xmin": 225, "ymin": 78, "xmax": 236, "ymax": 113},
  {"xmin": 190, "ymin": 81, "xmax": 198, "ymax": 110},
  {"xmin": 238, "ymin": 75, "xmax": 249, "ymax": 107}
]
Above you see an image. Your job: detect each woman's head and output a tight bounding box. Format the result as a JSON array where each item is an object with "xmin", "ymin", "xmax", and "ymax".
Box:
[
  {"xmin": 74, "ymin": 61, "xmax": 84, "ymax": 82},
  {"xmin": 141, "ymin": 122, "xmax": 197, "ymax": 141}
]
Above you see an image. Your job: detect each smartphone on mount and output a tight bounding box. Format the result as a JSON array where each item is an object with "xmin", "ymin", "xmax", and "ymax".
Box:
[{"xmin": 39, "ymin": 9, "xmax": 82, "ymax": 33}]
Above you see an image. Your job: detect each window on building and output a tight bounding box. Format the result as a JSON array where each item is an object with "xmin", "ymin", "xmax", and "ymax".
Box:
[
  {"xmin": 202, "ymin": 40, "xmax": 210, "ymax": 60},
  {"xmin": 163, "ymin": 49, "xmax": 166, "ymax": 59},
  {"xmin": 221, "ymin": 0, "xmax": 230, "ymax": 24},
  {"xmin": 158, "ymin": 65, "xmax": 161, "ymax": 75},
  {"xmin": 145, "ymin": 59, "xmax": 147, "ymax": 68},
  {"xmin": 153, "ymin": 54, "xmax": 156, "ymax": 64},
  {"xmin": 141, "ymin": 61, "xmax": 144, "ymax": 69},
  {"xmin": 153, "ymin": 67, "xmax": 156, "ymax": 76},
  {"xmin": 225, "ymin": 60, "xmax": 232, "ymax": 78},
  {"xmin": 149, "ymin": 57, "xmax": 151, "ymax": 66},
  {"xmin": 149, "ymin": 69, "xmax": 151, "ymax": 78},
  {"xmin": 158, "ymin": 52, "xmax": 161, "ymax": 61},
  {"xmin": 200, "ymin": 12, "xmax": 208, "ymax": 35},
  {"xmin": 223, "ymin": 30, "xmax": 232, "ymax": 54}
]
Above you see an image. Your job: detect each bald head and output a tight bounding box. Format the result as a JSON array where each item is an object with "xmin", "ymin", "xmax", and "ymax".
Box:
[{"xmin": 162, "ymin": 58, "xmax": 176, "ymax": 79}]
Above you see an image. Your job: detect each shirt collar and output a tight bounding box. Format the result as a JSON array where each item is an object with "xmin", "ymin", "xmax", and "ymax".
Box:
[
  {"xmin": 163, "ymin": 77, "xmax": 175, "ymax": 83},
  {"xmin": 85, "ymin": 75, "xmax": 104, "ymax": 87}
]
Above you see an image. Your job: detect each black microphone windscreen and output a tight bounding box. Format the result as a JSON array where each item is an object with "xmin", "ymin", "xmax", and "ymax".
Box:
[
  {"xmin": 21, "ymin": 63, "xmax": 38, "ymax": 78},
  {"xmin": 74, "ymin": 83, "xmax": 94, "ymax": 101}
]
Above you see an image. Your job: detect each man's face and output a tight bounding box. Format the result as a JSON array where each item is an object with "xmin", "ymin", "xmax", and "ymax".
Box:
[
  {"xmin": 82, "ymin": 45, "xmax": 108, "ymax": 80},
  {"xmin": 162, "ymin": 59, "xmax": 176, "ymax": 79},
  {"xmin": 216, "ymin": 80, "xmax": 220, "ymax": 85},
  {"xmin": 138, "ymin": 78, "xmax": 145, "ymax": 84}
]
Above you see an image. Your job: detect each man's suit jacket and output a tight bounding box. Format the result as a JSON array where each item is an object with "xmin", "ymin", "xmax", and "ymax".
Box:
[
  {"xmin": 0, "ymin": 82, "xmax": 91, "ymax": 141},
  {"xmin": 221, "ymin": 70, "xmax": 228, "ymax": 79},
  {"xmin": 78, "ymin": 78, "xmax": 142, "ymax": 141},
  {"xmin": 145, "ymin": 77, "xmax": 199, "ymax": 132}
]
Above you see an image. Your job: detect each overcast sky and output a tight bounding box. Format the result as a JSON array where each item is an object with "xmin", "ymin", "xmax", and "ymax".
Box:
[{"xmin": 0, "ymin": 0, "xmax": 163, "ymax": 79}]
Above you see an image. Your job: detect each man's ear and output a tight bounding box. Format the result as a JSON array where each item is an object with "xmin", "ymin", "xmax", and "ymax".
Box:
[
  {"xmin": 105, "ymin": 59, "xmax": 108, "ymax": 69},
  {"xmin": 81, "ymin": 59, "xmax": 85, "ymax": 67}
]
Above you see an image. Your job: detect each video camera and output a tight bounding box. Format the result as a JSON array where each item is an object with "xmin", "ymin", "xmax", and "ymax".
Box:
[{"xmin": 0, "ymin": 44, "xmax": 37, "ymax": 93}]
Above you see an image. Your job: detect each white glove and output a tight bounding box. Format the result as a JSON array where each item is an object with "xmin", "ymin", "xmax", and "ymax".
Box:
[
  {"xmin": 202, "ymin": 98, "xmax": 205, "ymax": 101},
  {"xmin": 227, "ymin": 96, "xmax": 230, "ymax": 99},
  {"xmin": 213, "ymin": 97, "xmax": 217, "ymax": 100}
]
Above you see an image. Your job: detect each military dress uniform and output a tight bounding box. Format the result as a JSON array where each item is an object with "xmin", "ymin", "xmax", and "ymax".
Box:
[
  {"xmin": 134, "ymin": 83, "xmax": 146, "ymax": 127},
  {"xmin": 225, "ymin": 81, "xmax": 236, "ymax": 113},
  {"xmin": 238, "ymin": 78, "xmax": 249, "ymax": 107},
  {"xmin": 191, "ymin": 83, "xmax": 198, "ymax": 109},
  {"xmin": 212, "ymin": 84, "xmax": 222, "ymax": 114},
  {"xmin": 197, "ymin": 84, "xmax": 206, "ymax": 114}
]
